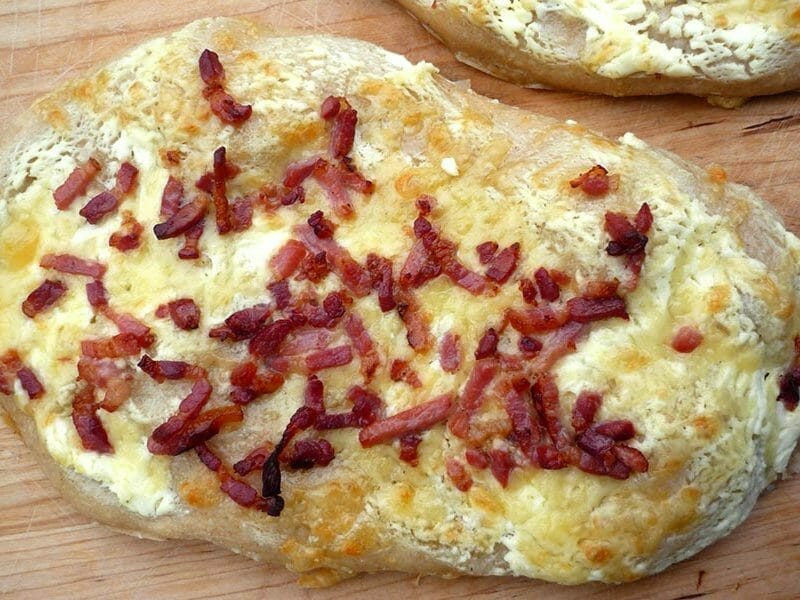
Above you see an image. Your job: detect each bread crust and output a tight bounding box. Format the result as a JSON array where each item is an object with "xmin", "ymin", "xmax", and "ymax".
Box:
[
  {"xmin": 1, "ymin": 16, "xmax": 799, "ymax": 587},
  {"xmin": 395, "ymin": 0, "xmax": 800, "ymax": 99}
]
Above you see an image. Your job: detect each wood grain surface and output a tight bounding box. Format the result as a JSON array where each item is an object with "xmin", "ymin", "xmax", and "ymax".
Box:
[{"xmin": 1, "ymin": 1, "xmax": 799, "ymax": 598}]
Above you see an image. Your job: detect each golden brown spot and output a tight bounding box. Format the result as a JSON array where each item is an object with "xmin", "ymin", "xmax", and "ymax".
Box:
[
  {"xmin": 396, "ymin": 482, "xmax": 416, "ymax": 507},
  {"xmin": 281, "ymin": 121, "xmax": 325, "ymax": 148},
  {"xmin": 714, "ymin": 15, "xmax": 729, "ymax": 27},
  {"xmin": 211, "ymin": 31, "xmax": 237, "ymax": 52},
  {"xmin": 234, "ymin": 50, "xmax": 258, "ymax": 64},
  {"xmin": 616, "ymin": 348, "xmax": 651, "ymax": 372},
  {"xmin": 579, "ymin": 539, "xmax": 613, "ymax": 564},
  {"xmin": 180, "ymin": 123, "xmax": 202, "ymax": 136},
  {"xmin": 161, "ymin": 149, "xmax": 183, "ymax": 165},
  {"xmin": 469, "ymin": 486, "xmax": 504, "ymax": 516},
  {"xmin": 791, "ymin": 7, "xmax": 800, "ymax": 23},
  {"xmin": 427, "ymin": 123, "xmax": 454, "ymax": 155},
  {"xmin": 280, "ymin": 538, "xmax": 325, "ymax": 572},
  {"xmin": 707, "ymin": 284, "xmax": 731, "ymax": 314},
  {"xmin": 179, "ymin": 474, "xmax": 220, "ymax": 508},
  {"xmin": 691, "ymin": 415, "xmax": 719, "ymax": 439},
  {"xmin": 394, "ymin": 167, "xmax": 443, "ymax": 199},
  {"xmin": 297, "ymin": 568, "xmax": 352, "ymax": 588},
  {"xmin": 707, "ymin": 165, "xmax": 727, "ymax": 184}
]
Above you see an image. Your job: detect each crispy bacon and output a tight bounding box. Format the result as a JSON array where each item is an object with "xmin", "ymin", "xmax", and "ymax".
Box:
[
  {"xmin": 594, "ymin": 420, "xmax": 635, "ymax": 441},
  {"xmin": 296, "ymin": 224, "xmax": 371, "ymax": 297},
  {"xmin": 531, "ymin": 375, "xmax": 569, "ymax": 450},
  {"xmin": 777, "ymin": 340, "xmax": 800, "ymax": 411},
  {"xmin": 307, "ymin": 210, "xmax": 335, "ymax": 239},
  {"xmin": 474, "ymin": 328, "xmax": 499, "ymax": 360},
  {"xmin": 199, "ymin": 49, "xmax": 252, "ymax": 125},
  {"xmin": 210, "ymin": 304, "xmax": 271, "ymax": 342},
  {"xmin": 160, "ymin": 176, "xmax": 184, "ymax": 218},
  {"xmin": 305, "ymin": 345, "xmax": 353, "ymax": 371},
  {"xmin": 570, "ymin": 165, "xmax": 614, "ymax": 197},
  {"xmin": 584, "ymin": 279, "xmax": 620, "ymax": 299},
  {"xmin": 0, "ymin": 351, "xmax": 45, "ymax": 400},
  {"xmin": 506, "ymin": 305, "xmax": 566, "ymax": 334},
  {"xmin": 672, "ymin": 326, "xmax": 704, "ymax": 353},
  {"xmin": 76, "ymin": 357, "xmax": 133, "ymax": 412},
  {"xmin": 71, "ymin": 385, "xmax": 113, "ymax": 453},
  {"xmin": 613, "ymin": 444, "xmax": 649, "ymax": 473},
  {"xmin": 519, "ymin": 278, "xmax": 537, "ymax": 304},
  {"xmin": 16, "ymin": 367, "xmax": 45, "ymax": 399},
  {"xmin": 488, "ymin": 449, "xmax": 516, "ymax": 487},
  {"xmin": 390, "ymin": 359, "xmax": 422, "ymax": 388},
  {"xmin": 270, "ymin": 240, "xmax": 307, "ymax": 280},
  {"xmin": 571, "ymin": 391, "xmax": 602, "ymax": 434},
  {"xmin": 41, "ymin": 253, "xmax": 107, "ymax": 279},
  {"xmin": 178, "ymin": 221, "xmax": 205, "ymax": 259},
  {"xmin": 534, "ymin": 267, "xmax": 560, "ymax": 302},
  {"xmin": 229, "ymin": 198, "xmax": 253, "ymax": 232},
  {"xmin": 365, "ymin": 253, "xmax": 396, "ymax": 312},
  {"xmin": 109, "ymin": 211, "xmax": 143, "ymax": 252},
  {"xmin": 504, "ymin": 383, "xmax": 540, "ymax": 460},
  {"xmin": 439, "ymin": 331, "xmax": 461, "ymax": 373},
  {"xmin": 446, "ymin": 458, "xmax": 473, "ymax": 491},
  {"xmin": 195, "ymin": 443, "xmax": 223, "ymax": 471},
  {"xmin": 448, "ymin": 359, "xmax": 498, "ymax": 440},
  {"xmin": 153, "ymin": 196, "xmax": 208, "ymax": 239},
  {"xmin": 249, "ymin": 319, "xmax": 295, "ymax": 357},
  {"xmin": 79, "ymin": 191, "xmax": 118, "ymax": 224},
  {"xmin": 359, "ymin": 393, "xmax": 453, "ymax": 447},
  {"xmin": 54, "ymin": 158, "xmax": 101, "ymax": 210},
  {"xmin": 196, "ymin": 163, "xmax": 240, "ymax": 193},
  {"xmin": 399, "ymin": 240, "xmax": 441, "ymax": 289},
  {"xmin": 329, "ymin": 106, "xmax": 357, "ymax": 159},
  {"xmin": 314, "ymin": 385, "xmax": 382, "ymax": 430},
  {"xmin": 486, "ymin": 243, "xmax": 520, "ymax": 284},
  {"xmin": 416, "ymin": 218, "xmax": 487, "ymax": 294},
  {"xmin": 398, "ymin": 433, "xmax": 422, "ymax": 466},
  {"xmin": 566, "ymin": 295, "xmax": 629, "ymax": 323},
  {"xmin": 283, "ymin": 157, "xmax": 320, "ymax": 188},
  {"xmin": 465, "ymin": 448, "xmax": 490, "ymax": 469},
  {"xmin": 212, "ymin": 146, "xmax": 232, "ymax": 234},
  {"xmin": 476, "ymin": 241, "xmax": 498, "ymax": 265},
  {"xmin": 344, "ymin": 313, "xmax": 380, "ymax": 380},
  {"xmin": 85, "ymin": 280, "xmax": 108, "ymax": 308},
  {"xmin": 233, "ymin": 445, "xmax": 273, "ymax": 476},
  {"xmin": 159, "ymin": 298, "xmax": 201, "ymax": 330},
  {"xmin": 137, "ymin": 356, "xmax": 196, "ymax": 382},
  {"xmin": 101, "ymin": 308, "xmax": 154, "ymax": 347},
  {"xmin": 22, "ymin": 280, "xmax": 67, "ymax": 318},
  {"xmin": 320, "ymin": 96, "xmax": 343, "ymax": 120},
  {"xmin": 279, "ymin": 329, "xmax": 331, "ymax": 356},
  {"xmin": 114, "ymin": 162, "xmax": 139, "ymax": 194},
  {"xmin": 282, "ymin": 439, "xmax": 335, "ymax": 469},
  {"xmin": 311, "ymin": 160, "xmax": 357, "ymax": 218},
  {"xmin": 518, "ymin": 336, "xmax": 543, "ymax": 355},
  {"xmin": 152, "ymin": 405, "xmax": 244, "ymax": 456},
  {"xmin": 395, "ymin": 290, "xmax": 431, "ymax": 351},
  {"xmin": 525, "ymin": 322, "xmax": 586, "ymax": 375},
  {"xmin": 81, "ymin": 333, "xmax": 141, "ymax": 359}
]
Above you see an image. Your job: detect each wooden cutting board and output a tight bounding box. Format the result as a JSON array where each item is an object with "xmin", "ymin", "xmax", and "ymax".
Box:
[{"xmin": 1, "ymin": 1, "xmax": 799, "ymax": 598}]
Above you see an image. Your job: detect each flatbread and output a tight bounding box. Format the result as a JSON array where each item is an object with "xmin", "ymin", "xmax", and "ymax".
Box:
[
  {"xmin": 1, "ymin": 17, "xmax": 799, "ymax": 587},
  {"xmin": 395, "ymin": 0, "xmax": 800, "ymax": 100}
]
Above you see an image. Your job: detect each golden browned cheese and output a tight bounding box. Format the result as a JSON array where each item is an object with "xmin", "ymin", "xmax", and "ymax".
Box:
[{"xmin": 0, "ymin": 17, "xmax": 799, "ymax": 586}]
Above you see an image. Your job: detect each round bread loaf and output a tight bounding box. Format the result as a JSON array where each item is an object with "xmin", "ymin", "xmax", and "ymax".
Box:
[{"xmin": 1, "ymin": 17, "xmax": 799, "ymax": 587}]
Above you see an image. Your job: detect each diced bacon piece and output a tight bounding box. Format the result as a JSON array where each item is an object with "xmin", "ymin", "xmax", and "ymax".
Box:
[
  {"xmin": 149, "ymin": 405, "xmax": 244, "ymax": 456},
  {"xmin": 199, "ymin": 49, "xmax": 225, "ymax": 86},
  {"xmin": 476, "ymin": 241, "xmax": 498, "ymax": 265},
  {"xmin": 395, "ymin": 290, "xmax": 431, "ymax": 351},
  {"xmin": 148, "ymin": 378, "xmax": 214, "ymax": 453},
  {"xmin": 315, "ymin": 386, "xmax": 382, "ymax": 430},
  {"xmin": 280, "ymin": 329, "xmax": 331, "ymax": 356},
  {"xmin": 98, "ymin": 374, "xmax": 133, "ymax": 413},
  {"xmin": 526, "ymin": 322, "xmax": 586, "ymax": 375},
  {"xmin": 266, "ymin": 281, "xmax": 290, "ymax": 311},
  {"xmin": 53, "ymin": 158, "xmax": 101, "ymax": 210},
  {"xmin": 283, "ymin": 157, "xmax": 321, "ymax": 188},
  {"xmin": 109, "ymin": 211, "xmax": 143, "ymax": 252},
  {"xmin": 298, "ymin": 251, "xmax": 329, "ymax": 283},
  {"xmin": 488, "ymin": 449, "xmax": 516, "ymax": 487},
  {"xmin": 398, "ymin": 433, "xmax": 422, "ymax": 466},
  {"xmin": 159, "ymin": 298, "xmax": 201, "ymax": 330},
  {"xmin": 672, "ymin": 326, "xmax": 703, "ymax": 353},
  {"xmin": 416, "ymin": 220, "xmax": 487, "ymax": 294},
  {"xmin": 233, "ymin": 445, "xmax": 274, "ymax": 476},
  {"xmin": 71, "ymin": 385, "xmax": 113, "ymax": 453},
  {"xmin": 17, "ymin": 368, "xmax": 45, "ymax": 399},
  {"xmin": 320, "ymin": 96, "xmax": 343, "ymax": 120},
  {"xmin": 569, "ymin": 165, "xmax": 613, "ymax": 197},
  {"xmin": 303, "ymin": 375, "xmax": 326, "ymax": 414},
  {"xmin": 534, "ymin": 267, "xmax": 560, "ymax": 302},
  {"xmin": 390, "ymin": 359, "xmax": 422, "ymax": 388},
  {"xmin": 465, "ymin": 448, "xmax": 490, "ymax": 469},
  {"xmin": 160, "ymin": 176, "xmax": 184, "ymax": 218},
  {"xmin": 566, "ymin": 295, "xmax": 629, "ymax": 323},
  {"xmin": 531, "ymin": 374, "xmax": 570, "ymax": 450},
  {"xmin": 446, "ymin": 458, "xmax": 473, "ymax": 491},
  {"xmin": 399, "ymin": 240, "xmax": 441, "ymax": 289},
  {"xmin": 571, "ymin": 391, "xmax": 602, "ymax": 434},
  {"xmin": 210, "ymin": 304, "xmax": 272, "ymax": 342},
  {"xmin": 22, "ymin": 280, "xmax": 67, "ymax": 318},
  {"xmin": 448, "ymin": 359, "xmax": 498, "ymax": 440},
  {"xmin": 79, "ymin": 190, "xmax": 118, "ymax": 224},
  {"xmin": 229, "ymin": 198, "xmax": 253, "ymax": 232},
  {"xmin": 270, "ymin": 240, "xmax": 307, "ymax": 280},
  {"xmin": 312, "ymin": 160, "xmax": 356, "ymax": 218},
  {"xmin": 635, "ymin": 203, "xmax": 653, "ymax": 234},
  {"xmin": 81, "ymin": 333, "xmax": 141, "ymax": 359},
  {"xmin": 576, "ymin": 428, "xmax": 614, "ymax": 457},
  {"xmin": 101, "ymin": 308, "xmax": 154, "ymax": 347},
  {"xmin": 41, "ymin": 253, "xmax": 107, "ymax": 279},
  {"xmin": 485, "ymin": 243, "xmax": 520, "ymax": 284},
  {"xmin": 199, "ymin": 50, "xmax": 252, "ymax": 125},
  {"xmin": 154, "ymin": 196, "xmax": 208, "ymax": 239},
  {"xmin": 537, "ymin": 446, "xmax": 567, "ymax": 470},
  {"xmin": 584, "ymin": 279, "xmax": 620, "ymax": 299},
  {"xmin": 329, "ymin": 107, "xmax": 357, "ymax": 158},
  {"xmin": 605, "ymin": 210, "xmax": 648, "ymax": 256},
  {"xmin": 85, "ymin": 280, "xmax": 108, "ymax": 308},
  {"xmin": 296, "ymin": 224, "xmax": 372, "ymax": 297},
  {"xmin": 504, "ymin": 383, "xmax": 540, "ymax": 460},
  {"xmin": 218, "ymin": 471, "xmax": 265, "ymax": 508},
  {"xmin": 506, "ymin": 305, "xmax": 566, "ymax": 334},
  {"xmin": 365, "ymin": 253, "xmax": 396, "ymax": 312},
  {"xmin": 178, "ymin": 221, "xmax": 205, "ymax": 259},
  {"xmin": 212, "ymin": 146, "xmax": 232, "ymax": 234},
  {"xmin": 307, "ymin": 210, "xmax": 335, "ymax": 239},
  {"xmin": 305, "ymin": 345, "xmax": 353, "ymax": 371},
  {"xmin": 249, "ymin": 319, "xmax": 295, "ymax": 357},
  {"xmin": 195, "ymin": 162, "xmax": 240, "ymax": 193},
  {"xmin": 282, "ymin": 439, "xmax": 335, "ymax": 469},
  {"xmin": 114, "ymin": 162, "xmax": 139, "ymax": 195},
  {"xmin": 359, "ymin": 393, "xmax": 453, "ymax": 447},
  {"xmin": 137, "ymin": 356, "xmax": 196, "ymax": 382},
  {"xmin": 474, "ymin": 328, "xmax": 499, "ymax": 360},
  {"xmin": 518, "ymin": 336, "xmax": 543, "ymax": 355},
  {"xmin": 613, "ymin": 444, "xmax": 649, "ymax": 473},
  {"xmin": 439, "ymin": 331, "xmax": 461, "ymax": 373},
  {"xmin": 195, "ymin": 443, "xmax": 223, "ymax": 472},
  {"xmin": 594, "ymin": 420, "xmax": 635, "ymax": 441},
  {"xmin": 344, "ymin": 313, "xmax": 380, "ymax": 380}
]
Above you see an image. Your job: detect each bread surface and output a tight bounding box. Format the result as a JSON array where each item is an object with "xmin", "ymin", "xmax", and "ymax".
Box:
[{"xmin": 1, "ymin": 17, "xmax": 800, "ymax": 586}]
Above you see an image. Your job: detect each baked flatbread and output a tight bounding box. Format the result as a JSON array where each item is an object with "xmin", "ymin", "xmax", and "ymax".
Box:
[
  {"xmin": 395, "ymin": 0, "xmax": 800, "ymax": 100},
  {"xmin": 1, "ymin": 17, "xmax": 799, "ymax": 587}
]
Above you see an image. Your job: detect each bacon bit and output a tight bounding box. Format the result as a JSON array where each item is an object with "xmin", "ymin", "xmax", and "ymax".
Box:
[
  {"xmin": 76, "ymin": 357, "xmax": 133, "ymax": 412},
  {"xmin": 305, "ymin": 345, "xmax": 353, "ymax": 371},
  {"xmin": 613, "ymin": 444, "xmax": 649, "ymax": 473},
  {"xmin": 154, "ymin": 196, "xmax": 208, "ymax": 239},
  {"xmin": 199, "ymin": 49, "xmax": 252, "ymax": 125},
  {"xmin": 81, "ymin": 333, "xmax": 141, "ymax": 359},
  {"xmin": 534, "ymin": 267, "xmax": 560, "ymax": 302},
  {"xmin": 438, "ymin": 331, "xmax": 461, "ymax": 373},
  {"xmin": 518, "ymin": 336, "xmax": 543, "ymax": 355},
  {"xmin": 308, "ymin": 210, "xmax": 335, "ymax": 239},
  {"xmin": 777, "ymin": 339, "xmax": 800, "ymax": 411},
  {"xmin": 233, "ymin": 445, "xmax": 273, "ymax": 476},
  {"xmin": 672, "ymin": 326, "xmax": 704, "ymax": 353},
  {"xmin": 303, "ymin": 375, "xmax": 326, "ymax": 414},
  {"xmin": 270, "ymin": 240, "xmax": 307, "ymax": 280},
  {"xmin": 329, "ymin": 106, "xmax": 358, "ymax": 159},
  {"xmin": 72, "ymin": 385, "xmax": 113, "ymax": 453},
  {"xmin": 210, "ymin": 304, "xmax": 272, "ymax": 343},
  {"xmin": 296, "ymin": 224, "xmax": 372, "ymax": 297},
  {"xmin": 54, "ymin": 158, "xmax": 101, "ymax": 210},
  {"xmin": 22, "ymin": 280, "xmax": 67, "ymax": 318},
  {"xmin": 195, "ymin": 443, "xmax": 223, "ymax": 471},
  {"xmin": 217, "ymin": 471, "xmax": 262, "ymax": 508},
  {"xmin": 486, "ymin": 243, "xmax": 520, "ymax": 284},
  {"xmin": 566, "ymin": 295, "xmax": 629, "ymax": 323},
  {"xmin": 320, "ymin": 96, "xmax": 343, "ymax": 120},
  {"xmin": 283, "ymin": 157, "xmax": 321, "ymax": 188},
  {"xmin": 150, "ymin": 402, "xmax": 243, "ymax": 456},
  {"xmin": 531, "ymin": 375, "xmax": 570, "ymax": 450},
  {"xmin": 476, "ymin": 241, "xmax": 499, "ymax": 265},
  {"xmin": 83, "ymin": 280, "xmax": 107, "ymax": 309},
  {"xmin": 315, "ymin": 385, "xmax": 382, "ymax": 430},
  {"xmin": 594, "ymin": 420, "xmax": 635, "ymax": 441},
  {"xmin": 584, "ymin": 279, "xmax": 620, "ymax": 299},
  {"xmin": 211, "ymin": 146, "xmax": 232, "ymax": 234},
  {"xmin": 101, "ymin": 308, "xmax": 154, "ymax": 347},
  {"xmin": 160, "ymin": 176, "xmax": 184, "ymax": 218},
  {"xmin": 474, "ymin": 328, "xmax": 500, "ymax": 360},
  {"xmin": 114, "ymin": 162, "xmax": 139, "ymax": 194},
  {"xmin": 448, "ymin": 359, "xmax": 498, "ymax": 440},
  {"xmin": 266, "ymin": 281, "xmax": 290, "ymax": 311},
  {"xmin": 416, "ymin": 195, "xmax": 435, "ymax": 215},
  {"xmin": 506, "ymin": 305, "xmax": 566, "ymax": 334},
  {"xmin": 536, "ymin": 445, "xmax": 567, "ymax": 470},
  {"xmin": 635, "ymin": 203, "xmax": 653, "ymax": 234},
  {"xmin": 519, "ymin": 278, "xmax": 537, "ymax": 304},
  {"xmin": 196, "ymin": 163, "xmax": 240, "ymax": 193},
  {"xmin": 605, "ymin": 205, "xmax": 651, "ymax": 280},
  {"xmin": 526, "ymin": 322, "xmax": 585, "ymax": 375},
  {"xmin": 571, "ymin": 391, "xmax": 602, "ymax": 434},
  {"xmin": 465, "ymin": 448, "xmax": 490, "ymax": 469},
  {"xmin": 108, "ymin": 211, "xmax": 143, "ymax": 252},
  {"xmin": 416, "ymin": 217, "xmax": 487, "ymax": 294},
  {"xmin": 230, "ymin": 361, "xmax": 284, "ymax": 394},
  {"xmin": 16, "ymin": 368, "xmax": 45, "ymax": 399},
  {"xmin": 504, "ymin": 383, "xmax": 539, "ymax": 461},
  {"xmin": 366, "ymin": 254, "xmax": 396, "ymax": 312},
  {"xmin": 390, "ymin": 359, "xmax": 422, "ymax": 388},
  {"xmin": 280, "ymin": 329, "xmax": 331, "ymax": 356},
  {"xmin": 359, "ymin": 393, "xmax": 453, "ymax": 447},
  {"xmin": 298, "ymin": 251, "xmax": 330, "ymax": 284},
  {"xmin": 399, "ymin": 240, "xmax": 441, "ymax": 289},
  {"xmin": 344, "ymin": 313, "xmax": 380, "ymax": 381},
  {"xmin": 229, "ymin": 198, "xmax": 253, "ymax": 232},
  {"xmin": 399, "ymin": 433, "xmax": 423, "ymax": 466},
  {"xmin": 311, "ymin": 159, "xmax": 363, "ymax": 219},
  {"xmin": 79, "ymin": 191, "xmax": 118, "ymax": 224},
  {"xmin": 137, "ymin": 356, "xmax": 196, "ymax": 382},
  {"xmin": 446, "ymin": 458, "xmax": 473, "ymax": 491},
  {"xmin": 158, "ymin": 298, "xmax": 201, "ymax": 331},
  {"xmin": 488, "ymin": 449, "xmax": 516, "ymax": 487},
  {"xmin": 576, "ymin": 427, "xmax": 614, "ymax": 457},
  {"xmin": 283, "ymin": 439, "xmax": 335, "ymax": 470},
  {"xmin": 395, "ymin": 290, "xmax": 431, "ymax": 351},
  {"xmin": 41, "ymin": 253, "xmax": 107, "ymax": 279},
  {"xmin": 178, "ymin": 221, "xmax": 205, "ymax": 259},
  {"xmin": 569, "ymin": 165, "xmax": 614, "ymax": 197},
  {"xmin": 249, "ymin": 319, "xmax": 295, "ymax": 357}
]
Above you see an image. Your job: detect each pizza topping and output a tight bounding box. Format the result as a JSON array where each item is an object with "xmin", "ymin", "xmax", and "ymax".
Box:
[
  {"xmin": 22, "ymin": 280, "xmax": 67, "ymax": 318},
  {"xmin": 507, "ymin": 305, "xmax": 566, "ymax": 334},
  {"xmin": 566, "ymin": 295, "xmax": 629, "ymax": 323},
  {"xmin": 395, "ymin": 290, "xmax": 432, "ymax": 351},
  {"xmin": 72, "ymin": 384, "xmax": 113, "ymax": 454},
  {"xmin": 283, "ymin": 439, "xmax": 335, "ymax": 470},
  {"xmin": 605, "ymin": 203, "xmax": 652, "ymax": 284},
  {"xmin": 569, "ymin": 165, "xmax": 618, "ymax": 197},
  {"xmin": 137, "ymin": 356, "xmax": 199, "ymax": 382},
  {"xmin": 212, "ymin": 146, "xmax": 232, "ymax": 234},
  {"xmin": 672, "ymin": 326, "xmax": 704, "ymax": 353},
  {"xmin": 329, "ymin": 107, "xmax": 358, "ymax": 159},
  {"xmin": 414, "ymin": 216, "xmax": 488, "ymax": 295},
  {"xmin": 84, "ymin": 280, "xmax": 108, "ymax": 308},
  {"xmin": 16, "ymin": 367, "xmax": 45, "ymax": 400},
  {"xmin": 270, "ymin": 240, "xmax": 307, "ymax": 280},
  {"xmin": 448, "ymin": 359, "xmax": 498, "ymax": 440},
  {"xmin": 41, "ymin": 253, "xmax": 107, "ymax": 279},
  {"xmin": 518, "ymin": 278, "xmax": 538, "ymax": 304},
  {"xmin": 81, "ymin": 334, "xmax": 141, "ymax": 359},
  {"xmin": 79, "ymin": 162, "xmax": 139, "ymax": 224},
  {"xmin": 475, "ymin": 328, "xmax": 500, "ymax": 360},
  {"xmin": 160, "ymin": 176, "xmax": 184, "ymax": 217},
  {"xmin": 777, "ymin": 337, "xmax": 800, "ymax": 411},
  {"xmin": 199, "ymin": 49, "xmax": 252, "ymax": 125},
  {"xmin": 154, "ymin": 196, "xmax": 208, "ymax": 239},
  {"xmin": 0, "ymin": 351, "xmax": 45, "ymax": 399},
  {"xmin": 311, "ymin": 159, "xmax": 361, "ymax": 219},
  {"xmin": 446, "ymin": 458, "xmax": 473, "ymax": 491},
  {"xmin": 296, "ymin": 223, "xmax": 372, "ymax": 297},
  {"xmin": 178, "ymin": 221, "xmax": 205, "ymax": 260},
  {"xmin": 109, "ymin": 211, "xmax": 143, "ymax": 252},
  {"xmin": 307, "ymin": 210, "xmax": 335, "ymax": 239},
  {"xmin": 249, "ymin": 319, "xmax": 295, "ymax": 358},
  {"xmin": 439, "ymin": 331, "xmax": 462, "ymax": 373},
  {"xmin": 53, "ymin": 157, "xmax": 101, "ymax": 210},
  {"xmin": 534, "ymin": 267, "xmax": 560, "ymax": 302},
  {"xmin": 390, "ymin": 359, "xmax": 422, "ymax": 388},
  {"xmin": 571, "ymin": 391, "xmax": 602, "ymax": 434},
  {"xmin": 365, "ymin": 254, "xmax": 396, "ymax": 312},
  {"xmin": 359, "ymin": 393, "xmax": 453, "ymax": 447},
  {"xmin": 344, "ymin": 313, "xmax": 380, "ymax": 380},
  {"xmin": 305, "ymin": 345, "xmax": 353, "ymax": 371},
  {"xmin": 485, "ymin": 243, "xmax": 520, "ymax": 284},
  {"xmin": 476, "ymin": 241, "xmax": 499, "ymax": 265},
  {"xmin": 283, "ymin": 156, "xmax": 320, "ymax": 188},
  {"xmin": 518, "ymin": 336, "xmax": 543, "ymax": 355},
  {"xmin": 157, "ymin": 298, "xmax": 201, "ymax": 331},
  {"xmin": 100, "ymin": 308, "xmax": 154, "ymax": 347},
  {"xmin": 315, "ymin": 384, "xmax": 382, "ymax": 430}
]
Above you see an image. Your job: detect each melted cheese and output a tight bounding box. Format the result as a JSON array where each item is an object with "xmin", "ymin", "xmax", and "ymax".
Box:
[{"xmin": 427, "ymin": 0, "xmax": 800, "ymax": 79}]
